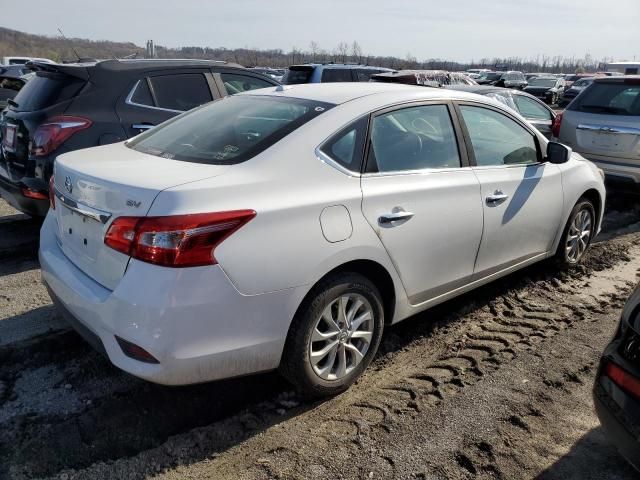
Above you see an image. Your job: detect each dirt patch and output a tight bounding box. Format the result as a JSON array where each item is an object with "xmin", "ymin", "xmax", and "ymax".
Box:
[{"xmin": 0, "ymin": 196, "xmax": 639, "ymax": 480}]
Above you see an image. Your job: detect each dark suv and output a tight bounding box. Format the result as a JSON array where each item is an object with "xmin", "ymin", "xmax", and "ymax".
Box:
[{"xmin": 0, "ymin": 59, "xmax": 279, "ymax": 216}]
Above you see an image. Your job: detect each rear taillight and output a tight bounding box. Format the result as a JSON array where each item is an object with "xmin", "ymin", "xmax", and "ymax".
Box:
[
  {"xmin": 604, "ymin": 361, "xmax": 640, "ymax": 401},
  {"xmin": 104, "ymin": 210, "xmax": 256, "ymax": 267},
  {"xmin": 30, "ymin": 116, "xmax": 92, "ymax": 157},
  {"xmin": 551, "ymin": 111, "xmax": 563, "ymax": 138},
  {"xmin": 49, "ymin": 175, "xmax": 55, "ymax": 210},
  {"xmin": 21, "ymin": 187, "xmax": 48, "ymax": 200}
]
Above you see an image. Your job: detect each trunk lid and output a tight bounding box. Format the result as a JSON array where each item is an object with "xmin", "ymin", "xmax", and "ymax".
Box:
[{"xmin": 53, "ymin": 142, "xmax": 229, "ymax": 290}]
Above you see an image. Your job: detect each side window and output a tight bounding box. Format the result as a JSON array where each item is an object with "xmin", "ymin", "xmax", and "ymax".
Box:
[
  {"xmin": 368, "ymin": 104, "xmax": 460, "ymax": 173},
  {"xmin": 321, "ymin": 69, "xmax": 353, "ymax": 83},
  {"xmin": 320, "ymin": 116, "xmax": 368, "ymax": 172},
  {"xmin": 149, "ymin": 73, "xmax": 212, "ymax": 111},
  {"xmin": 459, "ymin": 105, "xmax": 539, "ymax": 166},
  {"xmin": 130, "ymin": 79, "xmax": 153, "ymax": 107},
  {"xmin": 513, "ymin": 95, "xmax": 553, "ymax": 121},
  {"xmin": 220, "ymin": 73, "xmax": 274, "ymax": 95},
  {"xmin": 354, "ymin": 69, "xmax": 376, "ymax": 82}
]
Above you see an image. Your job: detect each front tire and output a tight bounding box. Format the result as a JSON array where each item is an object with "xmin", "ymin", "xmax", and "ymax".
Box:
[
  {"xmin": 555, "ymin": 199, "xmax": 596, "ymax": 267},
  {"xmin": 280, "ymin": 272, "xmax": 384, "ymax": 398}
]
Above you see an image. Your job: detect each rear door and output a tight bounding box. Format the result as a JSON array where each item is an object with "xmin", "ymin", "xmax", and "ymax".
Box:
[
  {"xmin": 117, "ymin": 70, "xmax": 217, "ymax": 137},
  {"xmin": 360, "ymin": 102, "xmax": 483, "ymax": 305},
  {"xmin": 559, "ymin": 79, "xmax": 640, "ymax": 163},
  {"xmin": 455, "ymin": 102, "xmax": 563, "ymax": 276}
]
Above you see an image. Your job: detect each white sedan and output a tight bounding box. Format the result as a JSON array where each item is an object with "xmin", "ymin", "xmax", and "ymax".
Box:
[{"xmin": 40, "ymin": 83, "xmax": 605, "ymax": 396}]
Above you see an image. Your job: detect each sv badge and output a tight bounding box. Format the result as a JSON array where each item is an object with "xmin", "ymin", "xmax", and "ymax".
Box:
[{"xmin": 126, "ymin": 199, "xmax": 142, "ymax": 208}]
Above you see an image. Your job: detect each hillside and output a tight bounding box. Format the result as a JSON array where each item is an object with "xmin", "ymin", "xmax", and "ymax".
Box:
[{"xmin": 0, "ymin": 26, "xmax": 144, "ymax": 62}]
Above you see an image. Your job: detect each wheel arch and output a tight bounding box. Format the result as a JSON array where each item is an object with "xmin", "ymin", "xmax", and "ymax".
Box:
[
  {"xmin": 296, "ymin": 259, "xmax": 398, "ymax": 326},
  {"xmin": 580, "ymin": 188, "xmax": 603, "ymax": 227}
]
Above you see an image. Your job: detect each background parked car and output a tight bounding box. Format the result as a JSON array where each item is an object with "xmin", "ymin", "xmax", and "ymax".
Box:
[
  {"xmin": 370, "ymin": 70, "xmax": 478, "ymax": 87},
  {"xmin": 282, "ymin": 64, "xmax": 394, "ymax": 84},
  {"xmin": 558, "ymin": 77, "xmax": 595, "ymax": 107},
  {"xmin": 0, "ymin": 59, "xmax": 279, "ymax": 217},
  {"xmin": 594, "ymin": 283, "xmax": 640, "ymax": 472},
  {"xmin": 564, "ymin": 73, "xmax": 594, "ymax": 88},
  {"xmin": 523, "ymin": 76, "xmax": 566, "ymax": 105},
  {"xmin": 555, "ymin": 76, "xmax": 640, "ymax": 191},
  {"xmin": 476, "ymin": 70, "xmax": 527, "ymax": 89},
  {"xmin": 446, "ymin": 85, "xmax": 557, "ymax": 138},
  {"xmin": 249, "ymin": 67, "xmax": 285, "ymax": 82}
]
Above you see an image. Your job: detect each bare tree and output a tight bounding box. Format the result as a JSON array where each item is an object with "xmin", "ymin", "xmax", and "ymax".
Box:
[
  {"xmin": 351, "ymin": 41, "xmax": 363, "ymax": 64},
  {"xmin": 309, "ymin": 41, "xmax": 319, "ymax": 63},
  {"xmin": 336, "ymin": 41, "xmax": 349, "ymax": 63}
]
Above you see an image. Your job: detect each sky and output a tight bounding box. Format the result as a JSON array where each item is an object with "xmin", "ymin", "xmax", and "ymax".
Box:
[{"xmin": 2, "ymin": 0, "xmax": 639, "ymax": 63}]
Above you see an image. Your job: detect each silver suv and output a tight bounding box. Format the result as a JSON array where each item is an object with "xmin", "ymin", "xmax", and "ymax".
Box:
[{"xmin": 555, "ymin": 76, "xmax": 640, "ymax": 188}]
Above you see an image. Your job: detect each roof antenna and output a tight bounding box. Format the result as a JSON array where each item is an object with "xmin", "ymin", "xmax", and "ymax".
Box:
[{"xmin": 57, "ymin": 28, "xmax": 81, "ymax": 62}]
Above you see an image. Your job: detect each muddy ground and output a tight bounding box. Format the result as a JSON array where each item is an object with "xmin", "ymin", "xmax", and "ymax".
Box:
[{"xmin": 0, "ymin": 194, "xmax": 639, "ymax": 480}]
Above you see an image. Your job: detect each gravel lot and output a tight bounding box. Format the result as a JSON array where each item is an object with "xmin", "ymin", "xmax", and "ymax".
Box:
[{"xmin": 0, "ymin": 194, "xmax": 639, "ymax": 480}]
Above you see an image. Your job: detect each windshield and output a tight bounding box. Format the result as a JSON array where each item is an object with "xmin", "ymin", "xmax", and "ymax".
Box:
[
  {"xmin": 127, "ymin": 95, "xmax": 334, "ymax": 164},
  {"xmin": 528, "ymin": 78, "xmax": 556, "ymax": 87}
]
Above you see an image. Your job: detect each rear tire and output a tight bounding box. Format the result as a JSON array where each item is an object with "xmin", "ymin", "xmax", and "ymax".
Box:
[
  {"xmin": 279, "ymin": 272, "xmax": 384, "ymax": 398},
  {"xmin": 555, "ymin": 198, "xmax": 596, "ymax": 267}
]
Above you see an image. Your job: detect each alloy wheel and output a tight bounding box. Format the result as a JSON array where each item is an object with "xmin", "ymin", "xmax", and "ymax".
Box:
[
  {"xmin": 566, "ymin": 208, "xmax": 593, "ymax": 262},
  {"xmin": 309, "ymin": 294, "xmax": 374, "ymax": 381}
]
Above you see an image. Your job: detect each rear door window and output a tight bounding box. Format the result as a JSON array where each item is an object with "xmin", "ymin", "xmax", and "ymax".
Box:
[
  {"xmin": 149, "ymin": 73, "xmax": 212, "ymax": 112},
  {"xmin": 368, "ymin": 104, "xmax": 461, "ymax": 172},
  {"xmin": 354, "ymin": 69, "xmax": 377, "ymax": 82},
  {"xmin": 321, "ymin": 69, "xmax": 354, "ymax": 83},
  {"xmin": 130, "ymin": 79, "xmax": 154, "ymax": 107},
  {"xmin": 220, "ymin": 73, "xmax": 274, "ymax": 95},
  {"xmin": 11, "ymin": 73, "xmax": 85, "ymax": 111},
  {"xmin": 570, "ymin": 82, "xmax": 640, "ymax": 116}
]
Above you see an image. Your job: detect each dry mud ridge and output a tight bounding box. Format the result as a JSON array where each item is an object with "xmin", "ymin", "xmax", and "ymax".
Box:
[{"xmin": 1, "ymin": 196, "xmax": 640, "ymax": 480}]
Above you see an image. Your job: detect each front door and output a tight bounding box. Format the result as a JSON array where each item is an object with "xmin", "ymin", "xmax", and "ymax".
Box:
[
  {"xmin": 456, "ymin": 103, "xmax": 563, "ymax": 276},
  {"xmin": 360, "ymin": 103, "xmax": 483, "ymax": 304}
]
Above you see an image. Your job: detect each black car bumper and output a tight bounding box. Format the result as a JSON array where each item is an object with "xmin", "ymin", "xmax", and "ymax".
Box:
[
  {"xmin": 0, "ymin": 173, "xmax": 49, "ymax": 217},
  {"xmin": 594, "ymin": 376, "xmax": 640, "ymax": 472}
]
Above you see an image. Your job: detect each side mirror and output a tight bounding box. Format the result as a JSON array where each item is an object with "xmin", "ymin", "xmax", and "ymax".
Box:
[{"xmin": 546, "ymin": 141, "xmax": 571, "ymax": 164}]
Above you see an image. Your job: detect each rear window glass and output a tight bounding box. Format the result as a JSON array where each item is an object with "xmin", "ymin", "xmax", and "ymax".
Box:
[
  {"xmin": 321, "ymin": 69, "xmax": 353, "ymax": 83},
  {"xmin": 127, "ymin": 95, "xmax": 334, "ymax": 164},
  {"xmin": 12, "ymin": 73, "xmax": 85, "ymax": 111},
  {"xmin": 283, "ymin": 67, "xmax": 313, "ymax": 85},
  {"xmin": 570, "ymin": 82, "xmax": 640, "ymax": 116}
]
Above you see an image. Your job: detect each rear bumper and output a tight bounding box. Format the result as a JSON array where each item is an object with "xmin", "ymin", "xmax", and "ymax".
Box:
[
  {"xmin": 594, "ymin": 375, "xmax": 640, "ymax": 472},
  {"xmin": 0, "ymin": 173, "xmax": 49, "ymax": 216},
  {"xmin": 39, "ymin": 212, "xmax": 306, "ymax": 385}
]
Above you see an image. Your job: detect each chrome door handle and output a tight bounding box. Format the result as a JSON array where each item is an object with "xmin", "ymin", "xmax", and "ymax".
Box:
[
  {"xmin": 486, "ymin": 191, "xmax": 509, "ymax": 205},
  {"xmin": 378, "ymin": 211, "xmax": 414, "ymax": 225},
  {"xmin": 132, "ymin": 123, "xmax": 155, "ymax": 131}
]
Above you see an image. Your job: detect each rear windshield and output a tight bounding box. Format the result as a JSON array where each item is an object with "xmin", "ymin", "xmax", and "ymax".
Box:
[
  {"xmin": 127, "ymin": 95, "xmax": 334, "ymax": 164},
  {"xmin": 569, "ymin": 82, "xmax": 640, "ymax": 116},
  {"xmin": 282, "ymin": 67, "xmax": 314, "ymax": 85},
  {"xmin": 11, "ymin": 73, "xmax": 85, "ymax": 111}
]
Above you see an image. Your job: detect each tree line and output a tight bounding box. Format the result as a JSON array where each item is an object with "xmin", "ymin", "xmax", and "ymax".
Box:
[{"xmin": 0, "ymin": 26, "xmax": 617, "ymax": 74}]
